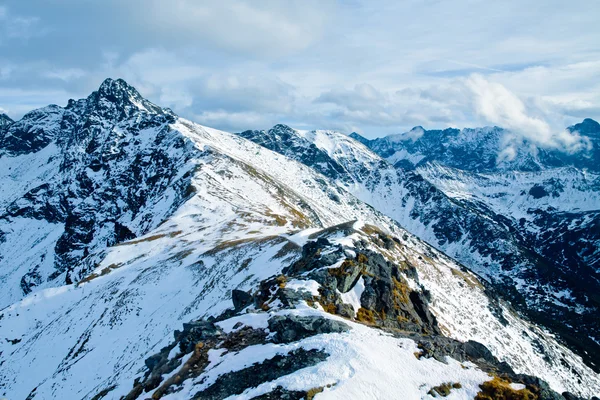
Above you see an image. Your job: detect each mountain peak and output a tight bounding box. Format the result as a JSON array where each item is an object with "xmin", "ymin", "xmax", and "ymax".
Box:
[
  {"xmin": 98, "ymin": 78, "xmax": 142, "ymax": 100},
  {"xmin": 270, "ymin": 123, "xmax": 296, "ymax": 133},
  {"xmin": 82, "ymin": 78, "xmax": 167, "ymax": 118},
  {"xmin": 0, "ymin": 113, "xmax": 13, "ymax": 128},
  {"xmin": 569, "ymin": 118, "xmax": 600, "ymax": 137},
  {"xmin": 349, "ymin": 132, "xmax": 370, "ymax": 145}
]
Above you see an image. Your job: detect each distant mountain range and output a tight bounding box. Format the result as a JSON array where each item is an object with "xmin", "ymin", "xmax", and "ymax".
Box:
[{"xmin": 350, "ymin": 118, "xmax": 600, "ymax": 172}]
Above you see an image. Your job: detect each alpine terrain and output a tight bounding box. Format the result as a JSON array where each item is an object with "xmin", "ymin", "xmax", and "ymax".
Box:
[
  {"xmin": 0, "ymin": 79, "xmax": 598, "ymax": 400},
  {"xmin": 239, "ymin": 122, "xmax": 600, "ymax": 375}
]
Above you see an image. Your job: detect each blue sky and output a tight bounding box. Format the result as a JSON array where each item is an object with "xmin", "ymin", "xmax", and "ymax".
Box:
[{"xmin": 0, "ymin": 0, "xmax": 598, "ymax": 140}]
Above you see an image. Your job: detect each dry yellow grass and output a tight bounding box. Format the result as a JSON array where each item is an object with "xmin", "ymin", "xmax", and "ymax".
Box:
[{"xmin": 475, "ymin": 377, "xmax": 537, "ymax": 400}]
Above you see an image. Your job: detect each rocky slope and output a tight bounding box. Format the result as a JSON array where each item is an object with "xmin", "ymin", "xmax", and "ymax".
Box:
[
  {"xmin": 0, "ymin": 80, "xmax": 598, "ymax": 399},
  {"xmin": 237, "ymin": 124, "xmax": 600, "ymax": 375}
]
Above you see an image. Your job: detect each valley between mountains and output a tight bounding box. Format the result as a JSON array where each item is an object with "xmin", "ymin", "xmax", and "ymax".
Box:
[{"xmin": 0, "ymin": 79, "xmax": 598, "ymax": 399}]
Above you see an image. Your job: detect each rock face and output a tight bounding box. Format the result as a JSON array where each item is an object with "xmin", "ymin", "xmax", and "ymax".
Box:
[
  {"xmin": 231, "ymin": 289, "xmax": 253, "ymax": 310},
  {"xmin": 284, "ymin": 228, "xmax": 440, "ymax": 334},
  {"xmin": 267, "ymin": 315, "xmax": 349, "ymax": 343},
  {"xmin": 236, "ymin": 123, "xmax": 600, "ymax": 374}
]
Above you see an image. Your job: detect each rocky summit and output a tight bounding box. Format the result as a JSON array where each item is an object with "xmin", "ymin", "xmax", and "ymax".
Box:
[{"xmin": 1, "ymin": 79, "xmax": 599, "ymax": 400}]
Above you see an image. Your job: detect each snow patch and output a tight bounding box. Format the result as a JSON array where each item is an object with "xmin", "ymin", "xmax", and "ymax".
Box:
[{"xmin": 339, "ymin": 277, "xmax": 365, "ymax": 312}]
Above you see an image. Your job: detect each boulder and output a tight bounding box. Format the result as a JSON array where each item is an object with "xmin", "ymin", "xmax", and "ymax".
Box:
[
  {"xmin": 268, "ymin": 315, "xmax": 350, "ymax": 344},
  {"xmin": 231, "ymin": 289, "xmax": 253, "ymax": 310}
]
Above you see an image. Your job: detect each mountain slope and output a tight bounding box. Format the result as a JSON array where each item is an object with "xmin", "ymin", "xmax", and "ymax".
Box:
[
  {"xmin": 0, "ymin": 113, "xmax": 13, "ymax": 130},
  {"xmin": 237, "ymin": 124, "xmax": 600, "ymax": 374},
  {"xmin": 117, "ymin": 222, "xmax": 591, "ymax": 400},
  {"xmin": 359, "ymin": 123, "xmax": 600, "ymax": 371},
  {"xmin": 0, "ymin": 80, "xmax": 598, "ymax": 399}
]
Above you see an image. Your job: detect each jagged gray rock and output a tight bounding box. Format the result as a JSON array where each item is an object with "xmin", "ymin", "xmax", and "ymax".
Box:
[{"xmin": 268, "ymin": 315, "xmax": 350, "ymax": 344}]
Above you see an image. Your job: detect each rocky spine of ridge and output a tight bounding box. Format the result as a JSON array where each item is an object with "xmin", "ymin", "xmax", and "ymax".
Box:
[{"xmin": 116, "ymin": 223, "xmax": 583, "ymax": 400}]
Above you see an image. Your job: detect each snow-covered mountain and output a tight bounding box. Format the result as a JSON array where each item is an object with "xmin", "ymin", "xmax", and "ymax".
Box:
[
  {"xmin": 237, "ymin": 124, "xmax": 600, "ymax": 377},
  {"xmin": 350, "ymin": 119, "xmax": 600, "ymax": 172},
  {"xmin": 1, "ymin": 79, "xmax": 599, "ymax": 399},
  {"xmin": 0, "ymin": 79, "xmax": 198, "ymax": 308}
]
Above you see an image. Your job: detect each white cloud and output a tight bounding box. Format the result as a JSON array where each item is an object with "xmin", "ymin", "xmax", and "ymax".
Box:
[
  {"xmin": 43, "ymin": 68, "xmax": 86, "ymax": 82},
  {"xmin": 465, "ymin": 74, "xmax": 591, "ymax": 160},
  {"xmin": 0, "ymin": 6, "xmax": 45, "ymax": 45},
  {"xmin": 132, "ymin": 0, "xmax": 334, "ymax": 56},
  {"xmin": 0, "ymin": 0, "xmax": 598, "ymax": 141},
  {"xmin": 316, "ymin": 84, "xmax": 388, "ymax": 112},
  {"xmin": 191, "ymin": 110, "xmax": 274, "ymax": 132},
  {"xmin": 466, "ymin": 74, "xmax": 551, "ymax": 135}
]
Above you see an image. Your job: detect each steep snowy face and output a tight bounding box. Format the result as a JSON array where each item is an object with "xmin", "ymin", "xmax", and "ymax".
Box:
[
  {"xmin": 237, "ymin": 124, "xmax": 600, "ymax": 375},
  {"xmin": 417, "ymin": 163, "xmax": 600, "ymax": 366},
  {"xmin": 358, "ymin": 122, "xmax": 600, "ymax": 172},
  {"xmin": 0, "ymin": 79, "xmax": 198, "ymax": 307}
]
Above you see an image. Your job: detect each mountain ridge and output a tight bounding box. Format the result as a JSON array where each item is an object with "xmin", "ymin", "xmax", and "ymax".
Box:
[
  {"xmin": 0, "ymin": 79, "xmax": 598, "ymax": 399},
  {"xmin": 236, "ymin": 122, "xmax": 600, "ymax": 374}
]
